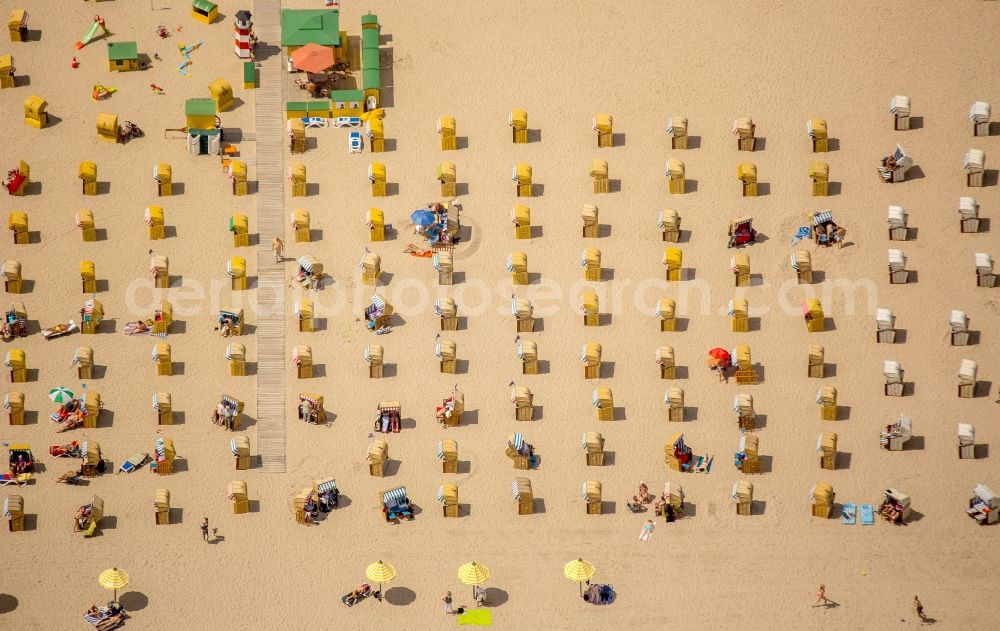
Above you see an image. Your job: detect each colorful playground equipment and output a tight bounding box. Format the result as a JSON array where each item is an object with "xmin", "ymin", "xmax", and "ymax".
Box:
[{"xmin": 76, "ymin": 15, "xmax": 108, "ymax": 50}]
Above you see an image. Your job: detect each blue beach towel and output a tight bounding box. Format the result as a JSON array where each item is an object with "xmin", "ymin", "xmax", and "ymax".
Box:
[
  {"xmin": 841, "ymin": 502, "xmax": 856, "ymax": 525},
  {"xmin": 860, "ymin": 503, "xmax": 875, "ymax": 525}
]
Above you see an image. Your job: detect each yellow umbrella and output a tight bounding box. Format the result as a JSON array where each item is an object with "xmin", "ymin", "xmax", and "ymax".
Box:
[
  {"xmin": 365, "ymin": 560, "xmax": 396, "ymax": 602},
  {"xmin": 457, "ymin": 561, "xmax": 490, "ymax": 599},
  {"xmin": 98, "ymin": 567, "xmax": 129, "ymax": 603},
  {"xmin": 564, "ymin": 558, "xmax": 596, "ymax": 597}
]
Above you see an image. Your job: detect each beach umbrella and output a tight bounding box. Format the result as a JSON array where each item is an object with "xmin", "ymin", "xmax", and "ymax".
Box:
[
  {"xmin": 365, "ymin": 560, "xmax": 396, "ymax": 602},
  {"xmin": 457, "ymin": 561, "xmax": 490, "ymax": 599},
  {"xmin": 563, "ymin": 558, "xmax": 596, "ymax": 597},
  {"xmin": 290, "ymin": 43, "xmax": 335, "ymax": 74},
  {"xmin": 410, "ymin": 210, "xmax": 436, "ymax": 227},
  {"xmin": 98, "ymin": 567, "xmax": 129, "ymax": 604},
  {"xmin": 706, "ymin": 347, "xmax": 731, "ymax": 367},
  {"xmin": 48, "ymin": 387, "xmax": 75, "ymax": 403}
]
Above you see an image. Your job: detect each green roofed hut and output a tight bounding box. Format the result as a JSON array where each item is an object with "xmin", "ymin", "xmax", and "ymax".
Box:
[
  {"xmin": 185, "ymin": 98, "xmax": 221, "ymax": 155},
  {"xmin": 281, "ymin": 9, "xmax": 345, "ymax": 59},
  {"xmin": 192, "ymin": 0, "xmax": 218, "ymax": 24},
  {"xmin": 330, "ymin": 89, "xmax": 364, "ymax": 117},
  {"xmin": 107, "ymin": 41, "xmax": 139, "ymax": 72},
  {"xmin": 361, "ymin": 13, "xmax": 381, "ymax": 110}
]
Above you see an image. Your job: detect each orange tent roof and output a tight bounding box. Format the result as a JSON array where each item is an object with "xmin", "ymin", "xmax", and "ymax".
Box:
[{"xmin": 291, "ymin": 43, "xmax": 335, "ymax": 73}]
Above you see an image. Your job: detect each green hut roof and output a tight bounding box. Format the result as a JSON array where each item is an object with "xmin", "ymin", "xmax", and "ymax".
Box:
[
  {"xmin": 185, "ymin": 98, "xmax": 216, "ymax": 116},
  {"xmin": 281, "ymin": 9, "xmax": 341, "ymax": 47},
  {"xmin": 361, "ymin": 13, "xmax": 379, "ymax": 26},
  {"xmin": 107, "ymin": 41, "xmax": 138, "ymax": 61},
  {"xmin": 330, "ymin": 89, "xmax": 364, "ymax": 102},
  {"xmin": 192, "ymin": 0, "xmax": 217, "ymax": 12},
  {"xmin": 362, "ymin": 29, "xmax": 380, "ymax": 49},
  {"xmin": 363, "ymin": 68, "xmax": 381, "ymax": 90}
]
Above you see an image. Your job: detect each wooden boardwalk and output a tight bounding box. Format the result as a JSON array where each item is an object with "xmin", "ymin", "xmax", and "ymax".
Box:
[{"xmin": 253, "ymin": 0, "xmax": 286, "ymax": 472}]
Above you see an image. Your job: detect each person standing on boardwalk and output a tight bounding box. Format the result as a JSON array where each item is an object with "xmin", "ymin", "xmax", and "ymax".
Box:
[
  {"xmin": 272, "ymin": 237, "xmax": 284, "ymax": 263},
  {"xmin": 201, "ymin": 517, "xmax": 210, "ymax": 542}
]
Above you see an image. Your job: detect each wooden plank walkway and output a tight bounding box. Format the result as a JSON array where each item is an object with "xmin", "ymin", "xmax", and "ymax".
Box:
[{"xmin": 253, "ymin": 0, "xmax": 286, "ymax": 472}]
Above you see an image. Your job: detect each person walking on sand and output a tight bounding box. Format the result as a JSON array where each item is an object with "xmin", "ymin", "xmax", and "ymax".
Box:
[
  {"xmin": 639, "ymin": 519, "xmax": 655, "ymax": 541},
  {"xmin": 201, "ymin": 517, "xmax": 209, "ymax": 542},
  {"xmin": 442, "ymin": 591, "xmax": 454, "ymax": 614},
  {"xmin": 813, "ymin": 584, "xmax": 831, "ymax": 607},
  {"xmin": 273, "ymin": 237, "xmax": 284, "ymax": 263},
  {"xmin": 914, "ymin": 596, "xmax": 926, "ymax": 621}
]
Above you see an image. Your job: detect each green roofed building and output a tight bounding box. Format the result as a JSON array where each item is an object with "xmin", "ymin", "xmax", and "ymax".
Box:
[
  {"xmin": 107, "ymin": 41, "xmax": 139, "ymax": 72},
  {"xmin": 360, "ymin": 13, "xmax": 381, "ymax": 109},
  {"xmin": 185, "ymin": 98, "xmax": 217, "ymax": 130},
  {"xmin": 329, "ymin": 89, "xmax": 364, "ymax": 117},
  {"xmin": 281, "ymin": 9, "xmax": 343, "ymax": 53}
]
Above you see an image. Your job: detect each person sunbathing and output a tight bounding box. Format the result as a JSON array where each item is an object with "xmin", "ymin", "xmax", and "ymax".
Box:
[
  {"xmin": 626, "ymin": 496, "xmax": 644, "ymax": 513},
  {"xmin": 95, "ymin": 612, "xmax": 124, "ymax": 631},
  {"xmin": 124, "ymin": 320, "xmax": 150, "ymax": 335},
  {"xmin": 402, "ymin": 243, "xmax": 434, "ymax": 257},
  {"xmin": 345, "ymin": 583, "xmax": 371, "ymax": 605},
  {"xmin": 219, "ymin": 318, "xmax": 234, "ymax": 337}
]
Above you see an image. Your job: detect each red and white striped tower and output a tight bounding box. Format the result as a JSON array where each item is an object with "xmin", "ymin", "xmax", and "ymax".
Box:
[{"xmin": 234, "ymin": 10, "xmax": 253, "ymax": 59}]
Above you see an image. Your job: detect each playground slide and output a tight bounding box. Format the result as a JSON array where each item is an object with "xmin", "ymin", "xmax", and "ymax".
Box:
[{"xmin": 75, "ymin": 21, "xmax": 101, "ymax": 50}]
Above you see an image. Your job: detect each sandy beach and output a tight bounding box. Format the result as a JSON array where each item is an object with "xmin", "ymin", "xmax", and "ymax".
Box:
[{"xmin": 2, "ymin": 1, "xmax": 1000, "ymax": 628}]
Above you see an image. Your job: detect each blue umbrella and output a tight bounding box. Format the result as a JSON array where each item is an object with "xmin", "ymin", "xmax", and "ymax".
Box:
[{"xmin": 411, "ymin": 210, "xmax": 436, "ymax": 226}]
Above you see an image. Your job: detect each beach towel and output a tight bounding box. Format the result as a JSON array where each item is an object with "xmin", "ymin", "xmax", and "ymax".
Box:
[
  {"xmin": 860, "ymin": 503, "xmax": 875, "ymax": 525},
  {"xmin": 457, "ymin": 609, "xmax": 493, "ymax": 626},
  {"xmin": 789, "ymin": 226, "xmax": 810, "ymax": 247},
  {"xmin": 841, "ymin": 502, "xmax": 856, "ymax": 525}
]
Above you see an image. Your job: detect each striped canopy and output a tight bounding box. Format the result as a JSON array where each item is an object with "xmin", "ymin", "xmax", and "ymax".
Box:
[
  {"xmin": 365, "ymin": 561, "xmax": 397, "ymax": 584},
  {"xmin": 98, "ymin": 567, "xmax": 129, "ymax": 592},
  {"xmin": 510, "ymin": 433, "xmax": 524, "ymax": 452},
  {"xmin": 316, "ymin": 479, "xmax": 338, "ymax": 493},
  {"xmin": 48, "ymin": 386, "xmax": 74, "ymax": 403},
  {"xmin": 563, "ymin": 558, "xmax": 596, "ymax": 583},
  {"xmin": 383, "ymin": 487, "xmax": 407, "ymax": 506},
  {"xmin": 458, "ymin": 562, "xmax": 490, "ymax": 586}
]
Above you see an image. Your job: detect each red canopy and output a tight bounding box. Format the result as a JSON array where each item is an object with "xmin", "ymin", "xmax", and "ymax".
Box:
[
  {"xmin": 291, "ymin": 43, "xmax": 335, "ymax": 74},
  {"xmin": 706, "ymin": 348, "xmax": 731, "ymax": 367}
]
